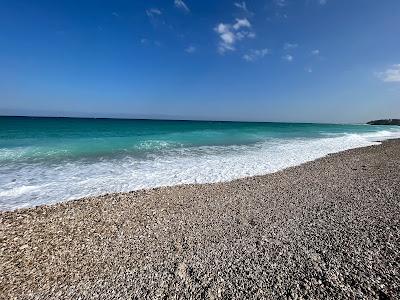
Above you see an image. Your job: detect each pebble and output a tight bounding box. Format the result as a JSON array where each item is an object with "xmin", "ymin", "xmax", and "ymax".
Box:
[{"xmin": 1, "ymin": 139, "xmax": 399, "ymax": 299}]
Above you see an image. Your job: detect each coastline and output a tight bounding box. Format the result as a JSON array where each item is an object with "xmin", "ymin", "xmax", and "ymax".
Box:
[
  {"xmin": 3, "ymin": 117, "xmax": 400, "ymax": 211},
  {"xmin": 1, "ymin": 139, "xmax": 400, "ymax": 298}
]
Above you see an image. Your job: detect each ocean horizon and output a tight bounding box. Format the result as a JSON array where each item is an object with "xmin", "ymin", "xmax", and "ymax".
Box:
[{"xmin": 1, "ymin": 116, "xmax": 400, "ymax": 210}]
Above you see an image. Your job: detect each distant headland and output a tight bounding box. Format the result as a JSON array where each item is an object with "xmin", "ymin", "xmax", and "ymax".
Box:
[{"xmin": 367, "ymin": 119, "xmax": 400, "ymax": 126}]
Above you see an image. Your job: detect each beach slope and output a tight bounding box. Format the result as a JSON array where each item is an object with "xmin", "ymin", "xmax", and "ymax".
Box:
[{"xmin": 1, "ymin": 140, "xmax": 399, "ymax": 299}]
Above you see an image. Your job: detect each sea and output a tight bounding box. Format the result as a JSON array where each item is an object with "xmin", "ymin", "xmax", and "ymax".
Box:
[{"xmin": 1, "ymin": 116, "xmax": 400, "ymax": 210}]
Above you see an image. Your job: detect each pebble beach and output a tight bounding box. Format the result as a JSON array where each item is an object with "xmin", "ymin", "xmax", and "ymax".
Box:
[{"xmin": 1, "ymin": 139, "xmax": 399, "ymax": 299}]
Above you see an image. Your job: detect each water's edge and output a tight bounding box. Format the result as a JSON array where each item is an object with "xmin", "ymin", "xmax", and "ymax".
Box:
[{"xmin": 3, "ymin": 138, "xmax": 398, "ymax": 213}]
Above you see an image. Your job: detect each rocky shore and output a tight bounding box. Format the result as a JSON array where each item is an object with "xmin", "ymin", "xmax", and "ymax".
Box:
[
  {"xmin": 367, "ymin": 119, "xmax": 400, "ymax": 126},
  {"xmin": 1, "ymin": 139, "xmax": 400, "ymax": 299}
]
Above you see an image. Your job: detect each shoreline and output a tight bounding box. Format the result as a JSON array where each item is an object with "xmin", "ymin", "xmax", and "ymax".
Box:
[
  {"xmin": 1, "ymin": 137, "xmax": 397, "ymax": 212},
  {"xmin": 1, "ymin": 139, "xmax": 400, "ymax": 299}
]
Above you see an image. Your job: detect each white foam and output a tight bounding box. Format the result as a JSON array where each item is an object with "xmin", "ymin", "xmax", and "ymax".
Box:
[
  {"xmin": 0, "ymin": 185, "xmax": 42, "ymax": 197},
  {"xmin": 1, "ymin": 128, "xmax": 400, "ymax": 210}
]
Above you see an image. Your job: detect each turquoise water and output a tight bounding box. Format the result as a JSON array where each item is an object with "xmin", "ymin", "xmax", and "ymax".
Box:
[{"xmin": 1, "ymin": 116, "xmax": 399, "ymax": 210}]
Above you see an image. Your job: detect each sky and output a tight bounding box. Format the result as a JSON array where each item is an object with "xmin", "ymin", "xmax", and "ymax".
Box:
[{"xmin": 0, "ymin": 0, "xmax": 399, "ymax": 123}]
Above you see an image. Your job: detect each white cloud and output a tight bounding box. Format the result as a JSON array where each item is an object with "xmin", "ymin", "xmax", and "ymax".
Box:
[
  {"xmin": 377, "ymin": 64, "xmax": 400, "ymax": 82},
  {"xmin": 305, "ymin": 67, "xmax": 313, "ymax": 73},
  {"xmin": 247, "ymin": 32, "xmax": 256, "ymax": 38},
  {"xmin": 146, "ymin": 8, "xmax": 162, "ymax": 18},
  {"xmin": 319, "ymin": 0, "xmax": 328, "ymax": 5},
  {"xmin": 283, "ymin": 54, "xmax": 293, "ymax": 62},
  {"xmin": 216, "ymin": 24, "xmax": 235, "ymax": 42},
  {"xmin": 214, "ymin": 18, "xmax": 254, "ymax": 54},
  {"xmin": 185, "ymin": 45, "xmax": 196, "ymax": 53},
  {"xmin": 233, "ymin": 18, "xmax": 251, "ymax": 30},
  {"xmin": 174, "ymin": 0, "xmax": 190, "ymax": 13},
  {"xmin": 236, "ymin": 30, "xmax": 256, "ymax": 41},
  {"xmin": 243, "ymin": 48, "xmax": 269, "ymax": 62},
  {"xmin": 284, "ymin": 42, "xmax": 298, "ymax": 50},
  {"xmin": 311, "ymin": 49, "xmax": 320, "ymax": 55}
]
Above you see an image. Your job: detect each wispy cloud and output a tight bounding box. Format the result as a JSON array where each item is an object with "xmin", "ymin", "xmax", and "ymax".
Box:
[
  {"xmin": 140, "ymin": 38, "xmax": 162, "ymax": 47},
  {"xmin": 146, "ymin": 8, "xmax": 162, "ymax": 18},
  {"xmin": 234, "ymin": 1, "xmax": 247, "ymax": 11},
  {"xmin": 234, "ymin": 1, "xmax": 252, "ymax": 15},
  {"xmin": 311, "ymin": 49, "xmax": 320, "ymax": 55},
  {"xmin": 214, "ymin": 18, "xmax": 254, "ymax": 54},
  {"xmin": 305, "ymin": 67, "xmax": 313, "ymax": 73},
  {"xmin": 274, "ymin": 0, "xmax": 288, "ymax": 7},
  {"xmin": 146, "ymin": 8, "xmax": 163, "ymax": 26},
  {"xmin": 284, "ymin": 42, "xmax": 298, "ymax": 50},
  {"xmin": 283, "ymin": 54, "xmax": 294, "ymax": 62},
  {"xmin": 112, "ymin": 12, "xmax": 120, "ymax": 18},
  {"xmin": 243, "ymin": 48, "xmax": 269, "ymax": 62},
  {"xmin": 376, "ymin": 64, "xmax": 400, "ymax": 82},
  {"xmin": 174, "ymin": 0, "xmax": 190, "ymax": 13},
  {"xmin": 185, "ymin": 45, "xmax": 196, "ymax": 53},
  {"xmin": 319, "ymin": 0, "xmax": 328, "ymax": 5}
]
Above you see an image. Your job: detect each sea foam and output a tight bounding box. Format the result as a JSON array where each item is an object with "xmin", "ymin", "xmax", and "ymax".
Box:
[{"xmin": 1, "ymin": 128, "xmax": 400, "ymax": 210}]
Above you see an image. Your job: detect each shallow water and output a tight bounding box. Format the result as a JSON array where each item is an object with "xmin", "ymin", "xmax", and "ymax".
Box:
[{"xmin": 1, "ymin": 116, "xmax": 400, "ymax": 210}]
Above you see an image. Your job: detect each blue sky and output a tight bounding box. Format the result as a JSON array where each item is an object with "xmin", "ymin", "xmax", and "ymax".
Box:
[{"xmin": 0, "ymin": 0, "xmax": 399, "ymax": 123}]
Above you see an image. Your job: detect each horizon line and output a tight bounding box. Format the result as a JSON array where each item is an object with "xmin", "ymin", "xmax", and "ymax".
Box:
[{"xmin": 0, "ymin": 114, "xmax": 369, "ymax": 125}]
